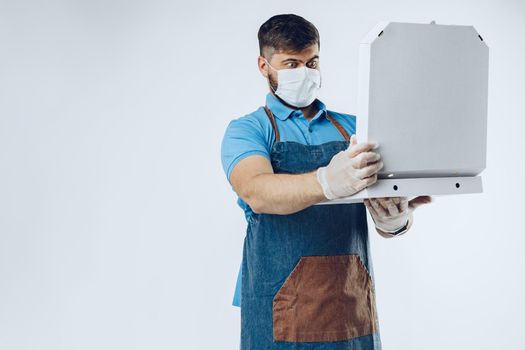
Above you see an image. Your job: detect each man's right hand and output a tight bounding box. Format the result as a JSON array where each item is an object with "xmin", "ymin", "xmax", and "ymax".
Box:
[{"xmin": 316, "ymin": 134, "xmax": 383, "ymax": 200}]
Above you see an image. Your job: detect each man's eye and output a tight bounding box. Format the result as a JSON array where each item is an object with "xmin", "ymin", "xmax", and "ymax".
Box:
[
  {"xmin": 308, "ymin": 61, "xmax": 318, "ymax": 68},
  {"xmin": 287, "ymin": 62, "xmax": 298, "ymax": 68}
]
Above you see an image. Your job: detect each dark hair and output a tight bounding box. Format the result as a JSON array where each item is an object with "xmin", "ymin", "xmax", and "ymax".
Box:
[{"xmin": 258, "ymin": 14, "xmax": 320, "ymax": 58}]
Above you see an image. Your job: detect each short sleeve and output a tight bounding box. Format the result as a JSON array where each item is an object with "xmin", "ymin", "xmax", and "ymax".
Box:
[{"xmin": 221, "ymin": 116, "xmax": 271, "ymax": 183}]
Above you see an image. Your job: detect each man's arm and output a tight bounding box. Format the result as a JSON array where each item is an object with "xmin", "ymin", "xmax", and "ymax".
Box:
[{"xmin": 229, "ymin": 155, "xmax": 328, "ymax": 215}]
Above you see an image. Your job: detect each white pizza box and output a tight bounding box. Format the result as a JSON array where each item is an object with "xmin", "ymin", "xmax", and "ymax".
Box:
[{"xmin": 318, "ymin": 21, "xmax": 488, "ymax": 205}]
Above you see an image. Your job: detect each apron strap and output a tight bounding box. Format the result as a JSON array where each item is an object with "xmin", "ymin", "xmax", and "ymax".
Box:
[
  {"xmin": 326, "ymin": 113, "xmax": 351, "ymax": 141},
  {"xmin": 263, "ymin": 105, "xmax": 351, "ymax": 144},
  {"xmin": 263, "ymin": 106, "xmax": 281, "ymax": 144}
]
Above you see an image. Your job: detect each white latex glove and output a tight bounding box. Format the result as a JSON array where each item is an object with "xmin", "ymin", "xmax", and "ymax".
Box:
[
  {"xmin": 316, "ymin": 135, "xmax": 383, "ymax": 200},
  {"xmin": 364, "ymin": 197, "xmax": 412, "ymax": 234},
  {"xmin": 363, "ymin": 196, "xmax": 433, "ymax": 236}
]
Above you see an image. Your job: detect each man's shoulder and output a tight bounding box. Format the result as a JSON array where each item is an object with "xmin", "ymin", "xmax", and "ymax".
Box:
[
  {"xmin": 326, "ymin": 109, "xmax": 356, "ymax": 121},
  {"xmin": 222, "ymin": 106, "xmax": 274, "ymax": 149},
  {"xmin": 326, "ymin": 109, "xmax": 357, "ymax": 132},
  {"xmin": 226, "ymin": 106, "xmax": 270, "ymax": 132}
]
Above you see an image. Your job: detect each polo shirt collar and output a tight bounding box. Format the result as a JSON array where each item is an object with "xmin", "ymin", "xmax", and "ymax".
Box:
[{"xmin": 265, "ymin": 92, "xmax": 327, "ymax": 121}]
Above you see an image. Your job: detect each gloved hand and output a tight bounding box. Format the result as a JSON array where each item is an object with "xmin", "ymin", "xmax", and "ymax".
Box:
[
  {"xmin": 316, "ymin": 134, "xmax": 383, "ymax": 200},
  {"xmin": 363, "ymin": 196, "xmax": 432, "ymax": 236},
  {"xmin": 364, "ymin": 197, "xmax": 412, "ymax": 234}
]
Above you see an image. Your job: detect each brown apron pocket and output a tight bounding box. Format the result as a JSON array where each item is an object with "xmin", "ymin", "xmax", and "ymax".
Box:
[{"xmin": 272, "ymin": 255, "xmax": 378, "ymax": 342}]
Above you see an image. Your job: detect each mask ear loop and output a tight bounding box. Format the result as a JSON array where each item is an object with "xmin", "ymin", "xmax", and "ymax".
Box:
[
  {"xmin": 263, "ymin": 57, "xmax": 277, "ymax": 72},
  {"xmin": 263, "ymin": 57, "xmax": 278, "ymax": 93}
]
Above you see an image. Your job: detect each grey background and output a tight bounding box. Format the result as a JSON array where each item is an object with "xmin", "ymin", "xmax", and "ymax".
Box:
[{"xmin": 0, "ymin": 0, "xmax": 523, "ymax": 349}]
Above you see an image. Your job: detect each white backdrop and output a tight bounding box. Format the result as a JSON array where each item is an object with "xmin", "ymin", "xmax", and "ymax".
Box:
[{"xmin": 1, "ymin": 0, "xmax": 524, "ymax": 349}]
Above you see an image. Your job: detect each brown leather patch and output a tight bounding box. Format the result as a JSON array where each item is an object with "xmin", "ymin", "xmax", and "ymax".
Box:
[{"xmin": 272, "ymin": 255, "xmax": 378, "ymax": 342}]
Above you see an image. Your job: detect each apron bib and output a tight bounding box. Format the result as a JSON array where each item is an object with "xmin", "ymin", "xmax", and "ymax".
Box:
[{"xmin": 240, "ymin": 106, "xmax": 382, "ymax": 349}]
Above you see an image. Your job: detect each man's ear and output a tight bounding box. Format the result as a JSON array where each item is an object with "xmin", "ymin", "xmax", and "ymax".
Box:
[{"xmin": 257, "ymin": 56, "xmax": 269, "ymax": 78}]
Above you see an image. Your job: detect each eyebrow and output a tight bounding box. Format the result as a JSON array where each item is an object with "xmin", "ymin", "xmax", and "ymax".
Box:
[{"xmin": 281, "ymin": 55, "xmax": 320, "ymax": 64}]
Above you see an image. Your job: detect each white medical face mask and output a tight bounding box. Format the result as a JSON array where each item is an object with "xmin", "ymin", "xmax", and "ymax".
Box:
[{"xmin": 265, "ymin": 59, "xmax": 321, "ymax": 108}]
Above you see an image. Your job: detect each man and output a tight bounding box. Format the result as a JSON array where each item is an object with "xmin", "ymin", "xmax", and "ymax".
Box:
[{"xmin": 221, "ymin": 14, "xmax": 432, "ymax": 350}]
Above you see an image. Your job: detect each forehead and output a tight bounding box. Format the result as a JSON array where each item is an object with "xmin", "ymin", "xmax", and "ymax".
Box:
[{"xmin": 271, "ymin": 44, "xmax": 319, "ymax": 62}]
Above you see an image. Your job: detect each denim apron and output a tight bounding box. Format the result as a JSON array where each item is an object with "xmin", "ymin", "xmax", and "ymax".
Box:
[{"xmin": 240, "ymin": 106, "xmax": 382, "ymax": 350}]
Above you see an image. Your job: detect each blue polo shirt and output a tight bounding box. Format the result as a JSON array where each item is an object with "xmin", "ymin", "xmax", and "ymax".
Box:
[{"xmin": 220, "ymin": 92, "xmax": 357, "ymax": 306}]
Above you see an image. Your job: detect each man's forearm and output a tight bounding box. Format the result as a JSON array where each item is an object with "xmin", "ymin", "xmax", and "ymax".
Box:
[{"xmin": 244, "ymin": 170, "xmax": 328, "ymax": 215}]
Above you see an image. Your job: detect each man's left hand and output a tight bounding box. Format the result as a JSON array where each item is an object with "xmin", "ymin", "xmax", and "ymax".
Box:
[{"xmin": 363, "ymin": 196, "xmax": 432, "ymax": 236}]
